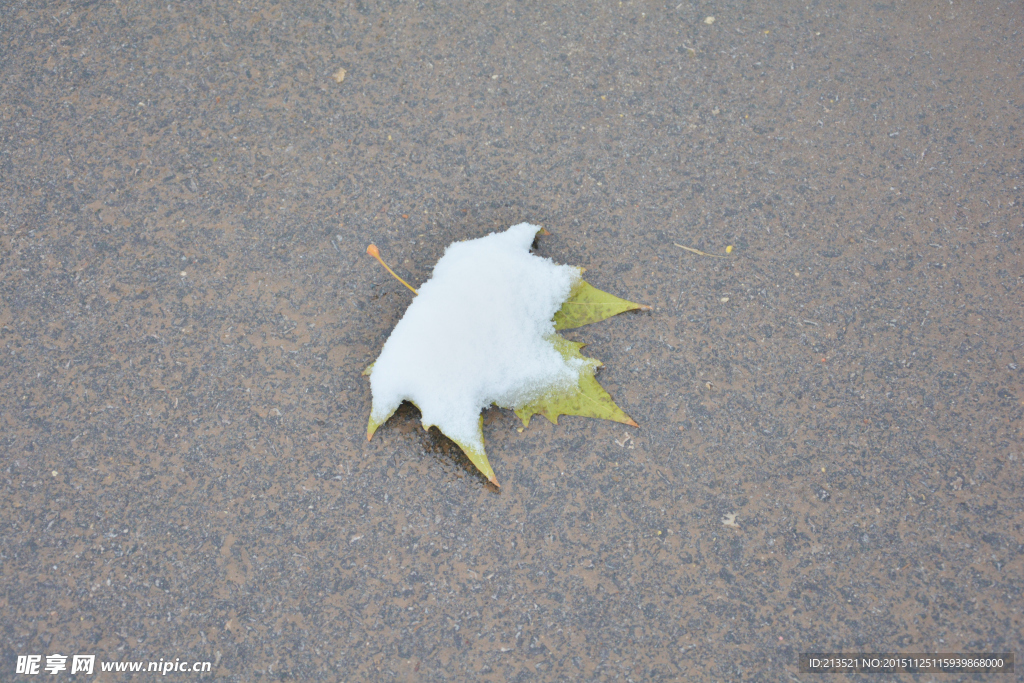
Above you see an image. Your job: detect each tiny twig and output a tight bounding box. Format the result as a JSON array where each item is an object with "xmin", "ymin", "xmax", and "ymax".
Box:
[
  {"xmin": 675, "ymin": 243, "xmax": 726, "ymax": 258},
  {"xmin": 366, "ymin": 244, "xmax": 418, "ymax": 294}
]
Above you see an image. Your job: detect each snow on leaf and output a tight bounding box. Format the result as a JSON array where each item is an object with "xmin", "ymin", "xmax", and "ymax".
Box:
[{"xmin": 364, "ymin": 223, "xmax": 646, "ymax": 487}]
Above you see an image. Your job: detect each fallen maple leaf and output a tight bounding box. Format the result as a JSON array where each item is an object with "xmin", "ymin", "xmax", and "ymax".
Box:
[{"xmin": 364, "ymin": 223, "xmax": 648, "ymax": 486}]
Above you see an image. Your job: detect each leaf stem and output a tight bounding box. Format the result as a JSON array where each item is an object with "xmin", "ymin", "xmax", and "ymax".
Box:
[
  {"xmin": 366, "ymin": 244, "xmax": 418, "ymax": 294},
  {"xmin": 674, "ymin": 243, "xmax": 727, "ymax": 258}
]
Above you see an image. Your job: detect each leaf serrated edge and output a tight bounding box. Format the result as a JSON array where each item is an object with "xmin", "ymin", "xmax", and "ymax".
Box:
[{"xmin": 513, "ymin": 334, "xmax": 638, "ymax": 430}]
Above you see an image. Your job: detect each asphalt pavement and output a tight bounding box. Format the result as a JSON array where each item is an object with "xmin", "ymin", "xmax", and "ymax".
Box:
[{"xmin": 2, "ymin": 0, "xmax": 1021, "ymax": 680}]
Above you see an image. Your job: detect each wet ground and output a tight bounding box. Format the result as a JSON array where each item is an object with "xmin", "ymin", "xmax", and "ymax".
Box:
[{"xmin": 2, "ymin": 0, "xmax": 1022, "ymax": 680}]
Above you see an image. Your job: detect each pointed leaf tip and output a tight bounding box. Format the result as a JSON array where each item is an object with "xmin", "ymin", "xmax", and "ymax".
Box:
[
  {"xmin": 366, "ymin": 406, "xmax": 395, "ymax": 443},
  {"xmin": 554, "ymin": 280, "xmax": 650, "ymax": 330},
  {"xmin": 443, "ymin": 416, "xmax": 498, "ymax": 485}
]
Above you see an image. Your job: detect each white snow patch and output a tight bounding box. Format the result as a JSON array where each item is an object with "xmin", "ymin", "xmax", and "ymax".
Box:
[{"xmin": 369, "ymin": 222, "xmax": 584, "ymax": 450}]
